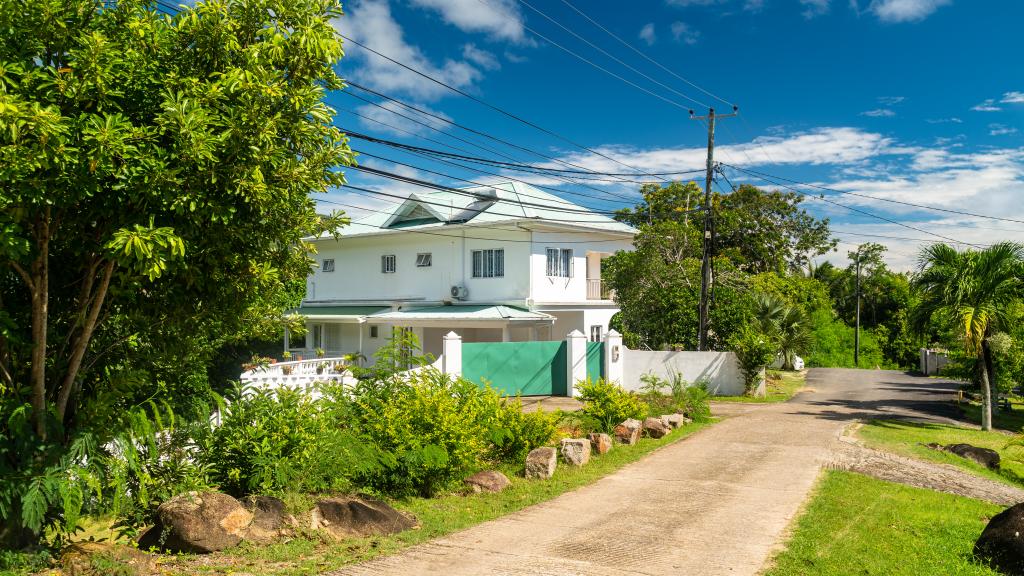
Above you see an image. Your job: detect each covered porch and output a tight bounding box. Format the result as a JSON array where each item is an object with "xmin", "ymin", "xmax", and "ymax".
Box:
[{"xmin": 284, "ymin": 305, "xmax": 388, "ymax": 360}]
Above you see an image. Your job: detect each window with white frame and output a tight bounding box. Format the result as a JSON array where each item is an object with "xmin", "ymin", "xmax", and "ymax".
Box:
[
  {"xmin": 416, "ymin": 253, "xmax": 432, "ymax": 267},
  {"xmin": 369, "ymin": 326, "xmax": 379, "ymax": 338},
  {"xmin": 321, "ymin": 258, "xmax": 335, "ymax": 273},
  {"xmin": 381, "ymin": 254, "xmax": 396, "ymax": 273},
  {"xmin": 590, "ymin": 325, "xmax": 603, "ymax": 342},
  {"xmin": 546, "ymin": 248, "xmax": 573, "ymax": 277},
  {"xmin": 471, "ymin": 249, "xmax": 504, "ymax": 278}
]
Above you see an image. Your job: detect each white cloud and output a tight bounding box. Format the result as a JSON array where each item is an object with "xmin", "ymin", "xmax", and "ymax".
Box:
[
  {"xmin": 1001, "ymin": 91, "xmax": 1024, "ymax": 104},
  {"xmin": 743, "ymin": 0, "xmax": 765, "ymax": 10},
  {"xmin": 671, "ymin": 22, "xmax": 700, "ymax": 44},
  {"xmin": 406, "ymin": 0, "xmax": 525, "ymax": 42},
  {"xmin": 869, "ymin": 0, "xmax": 951, "ymax": 22},
  {"xmin": 800, "ymin": 0, "xmax": 831, "ymax": 18},
  {"xmin": 861, "ymin": 109, "xmax": 896, "ymax": 117},
  {"xmin": 666, "ymin": 0, "xmax": 728, "ymax": 5},
  {"xmin": 972, "ymin": 99, "xmax": 1002, "ymax": 112},
  {"xmin": 877, "ymin": 96, "xmax": 906, "ymax": 105},
  {"xmin": 352, "ymin": 100, "xmax": 453, "ymax": 137},
  {"xmin": 926, "ymin": 117, "xmax": 963, "ymax": 124},
  {"xmin": 462, "ymin": 44, "xmax": 500, "ymax": 70},
  {"xmin": 990, "ymin": 123, "xmax": 1019, "ymax": 136},
  {"xmin": 638, "ymin": 23, "xmax": 657, "ymax": 46},
  {"xmin": 335, "ymin": 0, "xmax": 484, "ymax": 100}
]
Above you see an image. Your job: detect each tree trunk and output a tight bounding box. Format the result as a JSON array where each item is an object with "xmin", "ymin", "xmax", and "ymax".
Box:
[
  {"xmin": 29, "ymin": 210, "xmax": 50, "ymax": 440},
  {"xmin": 979, "ymin": 346, "xmax": 993, "ymax": 432}
]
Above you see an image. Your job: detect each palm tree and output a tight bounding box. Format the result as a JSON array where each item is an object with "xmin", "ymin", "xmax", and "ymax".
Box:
[
  {"xmin": 913, "ymin": 242, "xmax": 1024, "ymax": 431},
  {"xmin": 752, "ymin": 292, "xmax": 811, "ymax": 370}
]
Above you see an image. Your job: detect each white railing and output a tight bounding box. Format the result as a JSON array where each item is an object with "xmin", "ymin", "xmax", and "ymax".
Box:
[
  {"xmin": 587, "ymin": 279, "xmax": 613, "ymax": 300},
  {"xmin": 240, "ymin": 358, "xmax": 357, "ymax": 395}
]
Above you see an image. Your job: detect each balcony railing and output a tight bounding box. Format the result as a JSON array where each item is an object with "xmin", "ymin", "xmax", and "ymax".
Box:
[{"xmin": 587, "ymin": 279, "xmax": 614, "ymax": 300}]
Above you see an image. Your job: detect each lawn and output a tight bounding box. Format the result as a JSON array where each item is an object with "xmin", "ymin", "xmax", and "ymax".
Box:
[
  {"xmin": 714, "ymin": 369, "xmax": 805, "ymax": 403},
  {"xmin": 961, "ymin": 395, "xmax": 1024, "ymax": 432},
  {"xmin": 764, "ymin": 470, "xmax": 1003, "ymax": 576},
  {"xmin": 155, "ymin": 421, "xmax": 714, "ymax": 576},
  {"xmin": 857, "ymin": 419, "xmax": 1024, "ymax": 488}
]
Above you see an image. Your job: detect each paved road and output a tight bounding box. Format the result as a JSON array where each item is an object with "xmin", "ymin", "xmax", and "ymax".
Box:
[{"xmin": 331, "ymin": 369, "xmax": 961, "ymax": 576}]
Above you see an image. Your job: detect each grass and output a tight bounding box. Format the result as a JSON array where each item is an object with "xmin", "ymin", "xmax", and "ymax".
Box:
[
  {"xmin": 764, "ymin": 470, "xmax": 1003, "ymax": 576},
  {"xmin": 159, "ymin": 420, "xmax": 714, "ymax": 576},
  {"xmin": 713, "ymin": 369, "xmax": 805, "ymax": 403},
  {"xmin": 961, "ymin": 395, "xmax": 1024, "ymax": 432},
  {"xmin": 857, "ymin": 419, "xmax": 1024, "ymax": 488}
]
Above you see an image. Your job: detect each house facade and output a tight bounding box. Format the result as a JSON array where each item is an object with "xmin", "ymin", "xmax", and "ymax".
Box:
[{"xmin": 286, "ymin": 181, "xmax": 637, "ymax": 361}]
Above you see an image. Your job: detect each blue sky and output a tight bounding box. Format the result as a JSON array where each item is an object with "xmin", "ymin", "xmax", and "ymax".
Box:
[{"xmin": 325, "ymin": 0, "xmax": 1024, "ymax": 269}]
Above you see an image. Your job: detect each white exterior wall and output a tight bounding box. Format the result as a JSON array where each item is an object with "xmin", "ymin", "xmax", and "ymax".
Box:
[
  {"xmin": 622, "ymin": 350, "xmax": 745, "ymax": 396},
  {"xmin": 528, "ymin": 231, "xmax": 632, "ymax": 304}
]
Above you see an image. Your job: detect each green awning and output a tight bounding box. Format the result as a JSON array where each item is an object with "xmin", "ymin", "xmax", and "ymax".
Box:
[{"xmin": 285, "ymin": 305, "xmax": 389, "ymax": 320}]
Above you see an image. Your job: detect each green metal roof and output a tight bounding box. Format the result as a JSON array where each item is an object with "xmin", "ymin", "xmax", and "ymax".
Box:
[
  {"xmin": 286, "ymin": 305, "xmax": 388, "ymax": 317},
  {"xmin": 370, "ymin": 305, "xmax": 553, "ymax": 322}
]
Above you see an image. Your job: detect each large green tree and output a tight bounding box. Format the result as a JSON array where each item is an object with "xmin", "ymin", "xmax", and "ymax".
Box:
[
  {"xmin": 0, "ymin": 0, "xmax": 351, "ymax": 542},
  {"xmin": 913, "ymin": 242, "xmax": 1024, "ymax": 431}
]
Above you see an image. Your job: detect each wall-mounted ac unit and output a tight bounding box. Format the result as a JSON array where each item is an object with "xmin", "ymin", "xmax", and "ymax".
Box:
[{"xmin": 450, "ymin": 285, "xmax": 469, "ymax": 300}]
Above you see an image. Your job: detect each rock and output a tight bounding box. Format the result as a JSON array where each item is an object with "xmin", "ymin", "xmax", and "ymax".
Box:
[
  {"xmin": 141, "ymin": 490, "xmax": 253, "ymax": 553},
  {"xmin": 241, "ymin": 495, "xmax": 289, "ymax": 543},
  {"xmin": 588, "ymin": 432, "xmax": 613, "ymax": 455},
  {"xmin": 311, "ymin": 496, "xmax": 418, "ymax": 539},
  {"xmin": 525, "ymin": 446, "xmax": 558, "ymax": 479},
  {"xmin": 62, "ymin": 542, "xmax": 156, "ymax": 576},
  {"xmin": 661, "ymin": 413, "xmax": 689, "ymax": 429},
  {"xmin": 947, "ymin": 443, "xmax": 1001, "ymax": 470},
  {"xmin": 643, "ymin": 416, "xmax": 671, "ymax": 439},
  {"xmin": 613, "ymin": 418, "xmax": 642, "ymax": 445},
  {"xmin": 560, "ymin": 438, "xmax": 592, "ymax": 466},
  {"xmin": 975, "ymin": 502, "xmax": 1024, "ymax": 574},
  {"xmin": 464, "ymin": 470, "xmax": 512, "ymax": 494}
]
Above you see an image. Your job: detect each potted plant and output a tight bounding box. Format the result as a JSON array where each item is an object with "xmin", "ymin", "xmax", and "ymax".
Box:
[{"xmin": 315, "ymin": 347, "xmax": 326, "ymax": 359}]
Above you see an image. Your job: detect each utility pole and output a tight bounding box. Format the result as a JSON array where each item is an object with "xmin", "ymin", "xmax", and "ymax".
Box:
[
  {"xmin": 690, "ymin": 106, "xmax": 738, "ymax": 351},
  {"xmin": 854, "ymin": 247, "xmax": 861, "ymax": 367}
]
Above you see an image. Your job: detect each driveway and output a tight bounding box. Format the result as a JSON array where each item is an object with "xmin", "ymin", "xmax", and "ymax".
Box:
[{"xmin": 330, "ymin": 369, "xmax": 962, "ymax": 576}]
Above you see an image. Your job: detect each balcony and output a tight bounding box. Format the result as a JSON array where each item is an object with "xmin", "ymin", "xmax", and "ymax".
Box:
[{"xmin": 586, "ymin": 278, "xmax": 614, "ymax": 300}]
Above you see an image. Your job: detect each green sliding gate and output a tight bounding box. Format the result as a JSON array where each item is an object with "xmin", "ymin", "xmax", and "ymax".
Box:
[
  {"xmin": 586, "ymin": 341, "xmax": 604, "ymax": 383},
  {"xmin": 462, "ymin": 341, "xmax": 567, "ymax": 396}
]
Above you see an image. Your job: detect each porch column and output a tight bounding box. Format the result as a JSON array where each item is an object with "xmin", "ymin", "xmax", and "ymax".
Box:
[
  {"xmin": 442, "ymin": 331, "xmax": 462, "ymax": 377},
  {"xmin": 501, "ymin": 325, "xmax": 511, "ymax": 342},
  {"xmin": 530, "ymin": 326, "xmax": 539, "ymax": 342},
  {"xmin": 604, "ymin": 329, "xmax": 624, "ymax": 385},
  {"xmin": 566, "ymin": 329, "xmax": 587, "ymax": 397},
  {"xmin": 283, "ymin": 327, "xmax": 290, "ymax": 354},
  {"xmin": 358, "ymin": 323, "xmax": 364, "ymax": 365}
]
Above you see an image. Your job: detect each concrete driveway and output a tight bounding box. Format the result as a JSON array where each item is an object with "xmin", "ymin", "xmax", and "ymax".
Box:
[{"xmin": 330, "ymin": 369, "xmax": 962, "ymax": 576}]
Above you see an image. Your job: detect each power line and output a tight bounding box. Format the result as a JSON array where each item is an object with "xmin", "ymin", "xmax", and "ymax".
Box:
[{"xmin": 339, "ymin": 33, "xmax": 678, "ymax": 183}]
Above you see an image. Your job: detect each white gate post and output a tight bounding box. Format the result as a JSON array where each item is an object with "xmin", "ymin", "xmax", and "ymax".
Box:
[
  {"xmin": 566, "ymin": 330, "xmax": 587, "ymax": 397},
  {"xmin": 443, "ymin": 331, "xmax": 462, "ymax": 377},
  {"xmin": 604, "ymin": 329, "xmax": 624, "ymax": 385}
]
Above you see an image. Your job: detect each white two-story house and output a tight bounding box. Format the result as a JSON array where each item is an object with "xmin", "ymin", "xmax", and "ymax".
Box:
[{"xmin": 285, "ymin": 181, "xmax": 637, "ymax": 360}]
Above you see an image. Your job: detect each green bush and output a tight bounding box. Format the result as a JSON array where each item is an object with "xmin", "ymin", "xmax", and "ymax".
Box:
[
  {"xmin": 806, "ymin": 309, "xmax": 890, "ymax": 368},
  {"xmin": 487, "ymin": 398, "xmax": 559, "ymax": 462},
  {"xmin": 349, "ymin": 369, "xmax": 503, "ymax": 496},
  {"xmin": 205, "ymin": 386, "xmax": 381, "ymax": 497},
  {"xmin": 730, "ymin": 325, "xmax": 776, "ymax": 394},
  {"xmin": 638, "ymin": 374, "xmax": 711, "ymax": 422},
  {"xmin": 575, "ymin": 378, "xmax": 648, "ymax": 434}
]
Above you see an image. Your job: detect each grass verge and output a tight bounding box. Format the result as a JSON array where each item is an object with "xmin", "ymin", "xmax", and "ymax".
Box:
[
  {"xmin": 763, "ymin": 470, "xmax": 1002, "ymax": 576},
  {"xmin": 160, "ymin": 420, "xmax": 714, "ymax": 576},
  {"xmin": 714, "ymin": 370, "xmax": 805, "ymax": 403},
  {"xmin": 961, "ymin": 395, "xmax": 1024, "ymax": 432},
  {"xmin": 856, "ymin": 419, "xmax": 1024, "ymax": 488}
]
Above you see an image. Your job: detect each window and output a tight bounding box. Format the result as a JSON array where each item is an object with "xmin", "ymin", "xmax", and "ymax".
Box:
[
  {"xmin": 369, "ymin": 326, "xmax": 379, "ymax": 338},
  {"xmin": 321, "ymin": 258, "xmax": 335, "ymax": 273},
  {"xmin": 546, "ymin": 248, "xmax": 573, "ymax": 277},
  {"xmin": 590, "ymin": 325, "xmax": 603, "ymax": 343},
  {"xmin": 471, "ymin": 249, "xmax": 504, "ymax": 278},
  {"xmin": 416, "ymin": 253, "xmax": 432, "ymax": 267},
  {"xmin": 381, "ymin": 254, "xmax": 396, "ymax": 273}
]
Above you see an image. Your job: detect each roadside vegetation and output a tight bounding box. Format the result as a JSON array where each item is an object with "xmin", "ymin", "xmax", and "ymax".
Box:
[
  {"xmin": 765, "ymin": 470, "xmax": 1002, "ymax": 576},
  {"xmin": 714, "ymin": 370, "xmax": 806, "ymax": 403}
]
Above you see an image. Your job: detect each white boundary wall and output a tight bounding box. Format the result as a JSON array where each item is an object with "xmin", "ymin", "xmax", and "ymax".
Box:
[{"xmin": 619, "ymin": 349, "xmax": 746, "ymax": 396}]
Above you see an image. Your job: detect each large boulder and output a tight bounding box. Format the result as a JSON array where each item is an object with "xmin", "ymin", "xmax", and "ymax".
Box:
[
  {"xmin": 643, "ymin": 417, "xmax": 671, "ymax": 439},
  {"xmin": 525, "ymin": 447, "xmax": 558, "ymax": 479},
  {"xmin": 464, "ymin": 470, "xmax": 512, "ymax": 494},
  {"xmin": 975, "ymin": 502, "xmax": 1024, "ymax": 574},
  {"xmin": 588, "ymin": 432, "xmax": 613, "ymax": 455},
  {"xmin": 62, "ymin": 542, "xmax": 156, "ymax": 576},
  {"xmin": 560, "ymin": 438, "xmax": 592, "ymax": 466},
  {"xmin": 613, "ymin": 418, "xmax": 642, "ymax": 445},
  {"xmin": 139, "ymin": 491, "xmax": 252, "ymax": 553},
  {"xmin": 241, "ymin": 495, "xmax": 289, "ymax": 543},
  {"xmin": 311, "ymin": 496, "xmax": 418, "ymax": 539},
  {"xmin": 947, "ymin": 443, "xmax": 1001, "ymax": 470},
  {"xmin": 662, "ymin": 413, "xmax": 690, "ymax": 429}
]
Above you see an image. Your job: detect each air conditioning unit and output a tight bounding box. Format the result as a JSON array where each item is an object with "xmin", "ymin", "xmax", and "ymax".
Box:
[{"xmin": 450, "ymin": 284, "xmax": 469, "ymax": 300}]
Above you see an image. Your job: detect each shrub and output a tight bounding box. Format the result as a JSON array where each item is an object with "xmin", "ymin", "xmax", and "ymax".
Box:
[
  {"xmin": 637, "ymin": 374, "xmax": 711, "ymax": 422},
  {"xmin": 349, "ymin": 369, "xmax": 502, "ymax": 496},
  {"xmin": 730, "ymin": 325, "xmax": 776, "ymax": 395},
  {"xmin": 205, "ymin": 386, "xmax": 381, "ymax": 497},
  {"xmin": 487, "ymin": 398, "xmax": 559, "ymax": 462},
  {"xmin": 575, "ymin": 378, "xmax": 647, "ymax": 434}
]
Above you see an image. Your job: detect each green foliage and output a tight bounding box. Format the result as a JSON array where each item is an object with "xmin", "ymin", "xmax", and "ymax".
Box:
[
  {"xmin": 638, "ymin": 373, "xmax": 711, "ymax": 422},
  {"xmin": 805, "ymin": 308, "xmax": 889, "ymax": 369},
  {"xmin": 487, "ymin": 398, "xmax": 559, "ymax": 463},
  {"xmin": 729, "ymin": 325, "xmax": 776, "ymax": 394},
  {"xmin": 206, "ymin": 386, "xmax": 381, "ymax": 498},
  {"xmin": 575, "ymin": 378, "xmax": 647, "ymax": 433}
]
